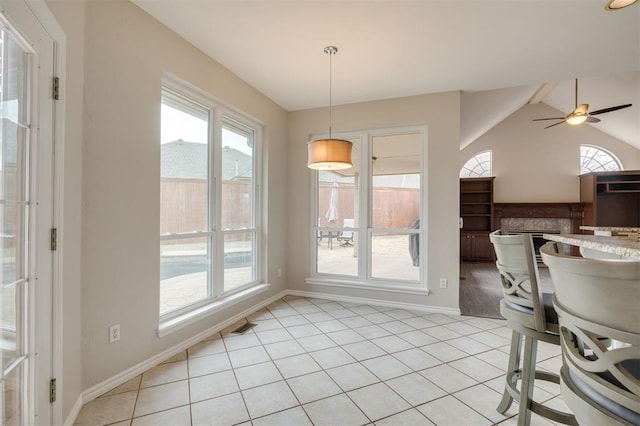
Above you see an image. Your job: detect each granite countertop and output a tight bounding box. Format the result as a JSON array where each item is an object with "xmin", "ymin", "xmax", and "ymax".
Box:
[
  {"xmin": 543, "ymin": 233, "xmax": 640, "ymax": 259},
  {"xmin": 580, "ymin": 226, "xmax": 640, "ymax": 233}
]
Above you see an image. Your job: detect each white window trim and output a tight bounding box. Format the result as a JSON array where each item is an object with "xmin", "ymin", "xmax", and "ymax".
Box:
[
  {"xmin": 579, "ymin": 144, "xmax": 623, "ymax": 174},
  {"xmin": 306, "ymin": 125, "xmax": 428, "ymax": 292},
  {"xmin": 159, "ymin": 73, "xmax": 265, "ymax": 334},
  {"xmin": 158, "ymin": 283, "xmax": 270, "ymax": 337},
  {"xmin": 460, "ymin": 150, "xmax": 492, "ymax": 178}
]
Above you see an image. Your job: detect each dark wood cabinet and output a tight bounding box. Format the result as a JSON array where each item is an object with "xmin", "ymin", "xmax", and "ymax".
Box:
[
  {"xmin": 580, "ymin": 171, "xmax": 640, "ymax": 228},
  {"xmin": 460, "ymin": 232, "xmax": 494, "ymax": 261},
  {"xmin": 460, "ymin": 177, "xmax": 495, "ymax": 261}
]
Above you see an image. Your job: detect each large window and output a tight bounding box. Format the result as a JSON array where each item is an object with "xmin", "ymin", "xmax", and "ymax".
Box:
[
  {"xmin": 460, "ymin": 150, "xmax": 491, "ymax": 177},
  {"xmin": 160, "ymin": 79, "xmax": 261, "ymax": 320},
  {"xmin": 580, "ymin": 145, "xmax": 622, "ymax": 174},
  {"xmin": 311, "ymin": 128, "xmax": 424, "ymax": 290}
]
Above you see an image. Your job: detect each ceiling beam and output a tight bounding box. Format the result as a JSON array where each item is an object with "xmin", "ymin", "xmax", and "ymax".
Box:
[{"xmin": 528, "ymin": 82, "xmax": 557, "ymax": 104}]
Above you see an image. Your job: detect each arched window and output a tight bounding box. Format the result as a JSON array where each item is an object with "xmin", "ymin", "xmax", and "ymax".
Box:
[
  {"xmin": 460, "ymin": 150, "xmax": 492, "ymax": 178},
  {"xmin": 580, "ymin": 145, "xmax": 622, "ymax": 174}
]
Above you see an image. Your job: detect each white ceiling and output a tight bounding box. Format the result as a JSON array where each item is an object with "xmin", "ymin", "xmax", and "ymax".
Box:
[{"xmin": 132, "ymin": 0, "xmax": 640, "ymax": 150}]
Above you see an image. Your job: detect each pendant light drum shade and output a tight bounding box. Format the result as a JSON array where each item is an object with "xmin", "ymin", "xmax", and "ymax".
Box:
[
  {"xmin": 307, "ymin": 138, "xmax": 353, "ymax": 170},
  {"xmin": 307, "ymin": 46, "xmax": 353, "ymax": 170}
]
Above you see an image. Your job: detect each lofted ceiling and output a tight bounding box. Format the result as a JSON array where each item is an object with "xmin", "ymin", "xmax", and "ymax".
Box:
[{"xmin": 132, "ymin": 0, "xmax": 640, "ymax": 150}]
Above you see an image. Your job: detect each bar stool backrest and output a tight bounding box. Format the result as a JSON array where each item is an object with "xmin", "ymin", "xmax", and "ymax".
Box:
[
  {"xmin": 540, "ymin": 242, "xmax": 640, "ymax": 424},
  {"xmin": 489, "ymin": 230, "xmax": 547, "ymax": 332}
]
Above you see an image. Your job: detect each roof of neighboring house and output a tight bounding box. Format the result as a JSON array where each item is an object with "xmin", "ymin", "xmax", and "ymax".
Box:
[{"xmin": 161, "ymin": 140, "xmax": 253, "ymax": 181}]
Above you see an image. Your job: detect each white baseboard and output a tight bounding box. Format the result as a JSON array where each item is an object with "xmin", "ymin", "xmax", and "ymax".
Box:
[
  {"xmin": 286, "ymin": 289, "xmax": 461, "ymax": 316},
  {"xmin": 64, "ymin": 289, "xmax": 287, "ymax": 426},
  {"xmin": 63, "ymin": 395, "xmax": 84, "ymax": 426}
]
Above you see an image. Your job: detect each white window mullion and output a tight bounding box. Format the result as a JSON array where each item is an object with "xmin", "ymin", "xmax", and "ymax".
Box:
[
  {"xmin": 211, "ymin": 107, "xmax": 224, "ymax": 298},
  {"xmin": 309, "ymin": 172, "xmax": 319, "ymax": 275},
  {"xmin": 361, "ymin": 131, "xmax": 371, "ymax": 281}
]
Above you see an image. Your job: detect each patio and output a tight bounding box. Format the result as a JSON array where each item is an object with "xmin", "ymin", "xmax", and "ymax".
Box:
[{"xmin": 161, "ymin": 235, "xmax": 420, "ymax": 314}]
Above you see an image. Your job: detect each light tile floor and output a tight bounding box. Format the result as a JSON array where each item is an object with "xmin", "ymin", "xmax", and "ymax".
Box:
[{"xmin": 74, "ymin": 296, "xmax": 571, "ymax": 426}]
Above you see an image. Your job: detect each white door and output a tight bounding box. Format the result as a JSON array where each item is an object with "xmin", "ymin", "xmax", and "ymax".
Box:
[{"xmin": 0, "ymin": 1, "xmax": 54, "ymax": 424}]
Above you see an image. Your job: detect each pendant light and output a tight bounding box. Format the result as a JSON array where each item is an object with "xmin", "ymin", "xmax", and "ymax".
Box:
[{"xmin": 307, "ymin": 46, "xmax": 353, "ymax": 170}]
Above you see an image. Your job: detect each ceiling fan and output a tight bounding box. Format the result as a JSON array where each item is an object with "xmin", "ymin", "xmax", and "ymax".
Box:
[{"xmin": 533, "ymin": 78, "xmax": 632, "ymax": 129}]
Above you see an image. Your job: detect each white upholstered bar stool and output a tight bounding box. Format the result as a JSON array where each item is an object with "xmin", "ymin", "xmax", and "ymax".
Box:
[
  {"xmin": 541, "ymin": 242, "xmax": 640, "ymax": 426},
  {"xmin": 489, "ymin": 230, "xmax": 576, "ymax": 426}
]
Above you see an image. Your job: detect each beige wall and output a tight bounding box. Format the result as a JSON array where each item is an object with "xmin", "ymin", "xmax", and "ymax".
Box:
[
  {"xmin": 288, "ymin": 92, "xmax": 461, "ymax": 311},
  {"xmin": 461, "ymin": 103, "xmax": 640, "ymax": 202},
  {"xmin": 49, "ymin": 0, "xmax": 288, "ymax": 400},
  {"xmin": 40, "ymin": 0, "xmax": 640, "ymax": 421}
]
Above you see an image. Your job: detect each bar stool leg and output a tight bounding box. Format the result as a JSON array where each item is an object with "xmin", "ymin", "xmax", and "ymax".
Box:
[
  {"xmin": 497, "ymin": 329, "xmax": 522, "ymax": 414},
  {"xmin": 518, "ymin": 335, "xmax": 538, "ymax": 426}
]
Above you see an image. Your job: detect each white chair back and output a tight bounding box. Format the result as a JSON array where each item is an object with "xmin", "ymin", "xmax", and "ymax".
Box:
[
  {"xmin": 489, "ymin": 230, "xmax": 548, "ymax": 332},
  {"xmin": 540, "ymin": 242, "xmax": 640, "ymax": 425}
]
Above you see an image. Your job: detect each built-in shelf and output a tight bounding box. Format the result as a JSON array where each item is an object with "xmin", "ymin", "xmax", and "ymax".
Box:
[
  {"xmin": 460, "ymin": 177, "xmax": 495, "ymax": 262},
  {"xmin": 581, "ymin": 170, "xmax": 640, "ymax": 228}
]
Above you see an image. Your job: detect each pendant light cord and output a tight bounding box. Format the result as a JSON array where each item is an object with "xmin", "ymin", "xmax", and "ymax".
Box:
[
  {"xmin": 329, "ymin": 49, "xmax": 332, "ymax": 139},
  {"xmin": 325, "ymin": 46, "xmax": 337, "ymax": 140}
]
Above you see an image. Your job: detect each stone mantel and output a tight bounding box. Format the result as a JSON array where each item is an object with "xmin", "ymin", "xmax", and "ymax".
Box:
[{"xmin": 493, "ymin": 203, "xmax": 584, "ymax": 233}]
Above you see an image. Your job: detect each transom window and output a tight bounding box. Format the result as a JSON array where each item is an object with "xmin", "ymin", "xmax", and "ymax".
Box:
[
  {"xmin": 310, "ymin": 127, "xmax": 425, "ymax": 291},
  {"xmin": 460, "ymin": 150, "xmax": 492, "ymax": 178},
  {"xmin": 160, "ymin": 77, "xmax": 261, "ymax": 321},
  {"xmin": 580, "ymin": 145, "xmax": 622, "ymax": 174}
]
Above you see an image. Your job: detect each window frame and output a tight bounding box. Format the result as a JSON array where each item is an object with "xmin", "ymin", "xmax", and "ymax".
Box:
[
  {"xmin": 159, "ymin": 74, "xmax": 265, "ymax": 333},
  {"xmin": 460, "ymin": 150, "xmax": 492, "ymax": 178},
  {"xmin": 579, "ymin": 144, "xmax": 623, "ymax": 174},
  {"xmin": 306, "ymin": 126, "xmax": 428, "ymax": 295}
]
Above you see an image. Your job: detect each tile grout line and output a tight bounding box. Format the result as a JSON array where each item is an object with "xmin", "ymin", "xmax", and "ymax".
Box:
[{"xmin": 79, "ymin": 296, "xmax": 563, "ymax": 426}]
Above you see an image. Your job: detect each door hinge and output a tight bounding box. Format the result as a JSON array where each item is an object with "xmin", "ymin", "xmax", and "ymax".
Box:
[
  {"xmin": 50, "ymin": 228, "xmax": 57, "ymax": 251},
  {"xmin": 52, "ymin": 77, "xmax": 60, "ymax": 100},
  {"xmin": 50, "ymin": 378, "xmax": 56, "ymax": 403}
]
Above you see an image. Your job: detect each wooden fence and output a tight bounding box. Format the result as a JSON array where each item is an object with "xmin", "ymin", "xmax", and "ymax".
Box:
[
  {"xmin": 160, "ymin": 178, "xmax": 251, "ymax": 236},
  {"xmin": 160, "ymin": 179, "xmax": 420, "ymax": 234},
  {"xmin": 319, "ymin": 183, "xmax": 420, "ymax": 229}
]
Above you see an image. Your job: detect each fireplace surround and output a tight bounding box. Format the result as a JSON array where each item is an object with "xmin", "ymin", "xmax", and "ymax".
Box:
[{"xmin": 493, "ymin": 203, "xmax": 584, "ymax": 260}]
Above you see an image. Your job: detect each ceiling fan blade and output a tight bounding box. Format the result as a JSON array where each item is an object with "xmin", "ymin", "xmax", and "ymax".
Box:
[
  {"xmin": 586, "ymin": 116, "xmax": 601, "ymax": 123},
  {"xmin": 589, "ymin": 104, "xmax": 632, "ymax": 116},
  {"xmin": 532, "ymin": 117, "xmax": 565, "ymax": 121},
  {"xmin": 574, "ymin": 104, "xmax": 589, "ymax": 114},
  {"xmin": 544, "ymin": 121, "xmax": 565, "ymax": 129}
]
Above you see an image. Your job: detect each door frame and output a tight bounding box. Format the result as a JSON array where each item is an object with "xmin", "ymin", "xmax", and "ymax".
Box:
[
  {"xmin": 1, "ymin": 0, "xmax": 66, "ymax": 423},
  {"xmin": 27, "ymin": 1, "xmax": 65, "ymax": 424}
]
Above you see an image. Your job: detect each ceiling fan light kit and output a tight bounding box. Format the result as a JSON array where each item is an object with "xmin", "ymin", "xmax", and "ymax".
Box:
[
  {"xmin": 533, "ymin": 78, "xmax": 632, "ymax": 129},
  {"xmin": 605, "ymin": 0, "xmax": 638, "ymax": 10},
  {"xmin": 307, "ymin": 46, "xmax": 353, "ymax": 171},
  {"xmin": 566, "ymin": 113, "xmax": 588, "ymax": 126}
]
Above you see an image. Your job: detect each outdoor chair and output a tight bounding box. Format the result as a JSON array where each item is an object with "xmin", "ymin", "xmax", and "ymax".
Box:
[
  {"xmin": 339, "ymin": 218, "xmax": 354, "ymax": 247},
  {"xmin": 489, "ymin": 230, "xmax": 576, "ymax": 426},
  {"xmin": 541, "ymin": 242, "xmax": 640, "ymax": 426}
]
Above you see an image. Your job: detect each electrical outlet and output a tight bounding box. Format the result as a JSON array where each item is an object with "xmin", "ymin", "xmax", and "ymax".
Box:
[
  {"xmin": 439, "ymin": 278, "xmax": 448, "ymax": 289},
  {"xmin": 277, "ymin": 267, "xmax": 282, "ymax": 278},
  {"xmin": 109, "ymin": 324, "xmax": 120, "ymax": 344}
]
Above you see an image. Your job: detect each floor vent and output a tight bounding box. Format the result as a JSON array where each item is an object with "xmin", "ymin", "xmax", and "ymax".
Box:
[{"xmin": 231, "ymin": 322, "xmax": 257, "ymax": 334}]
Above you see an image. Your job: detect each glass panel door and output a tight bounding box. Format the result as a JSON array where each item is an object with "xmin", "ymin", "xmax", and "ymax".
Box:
[
  {"xmin": 0, "ymin": 3, "xmax": 55, "ymax": 422},
  {"xmin": 1, "ymin": 19, "xmax": 31, "ymax": 426}
]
